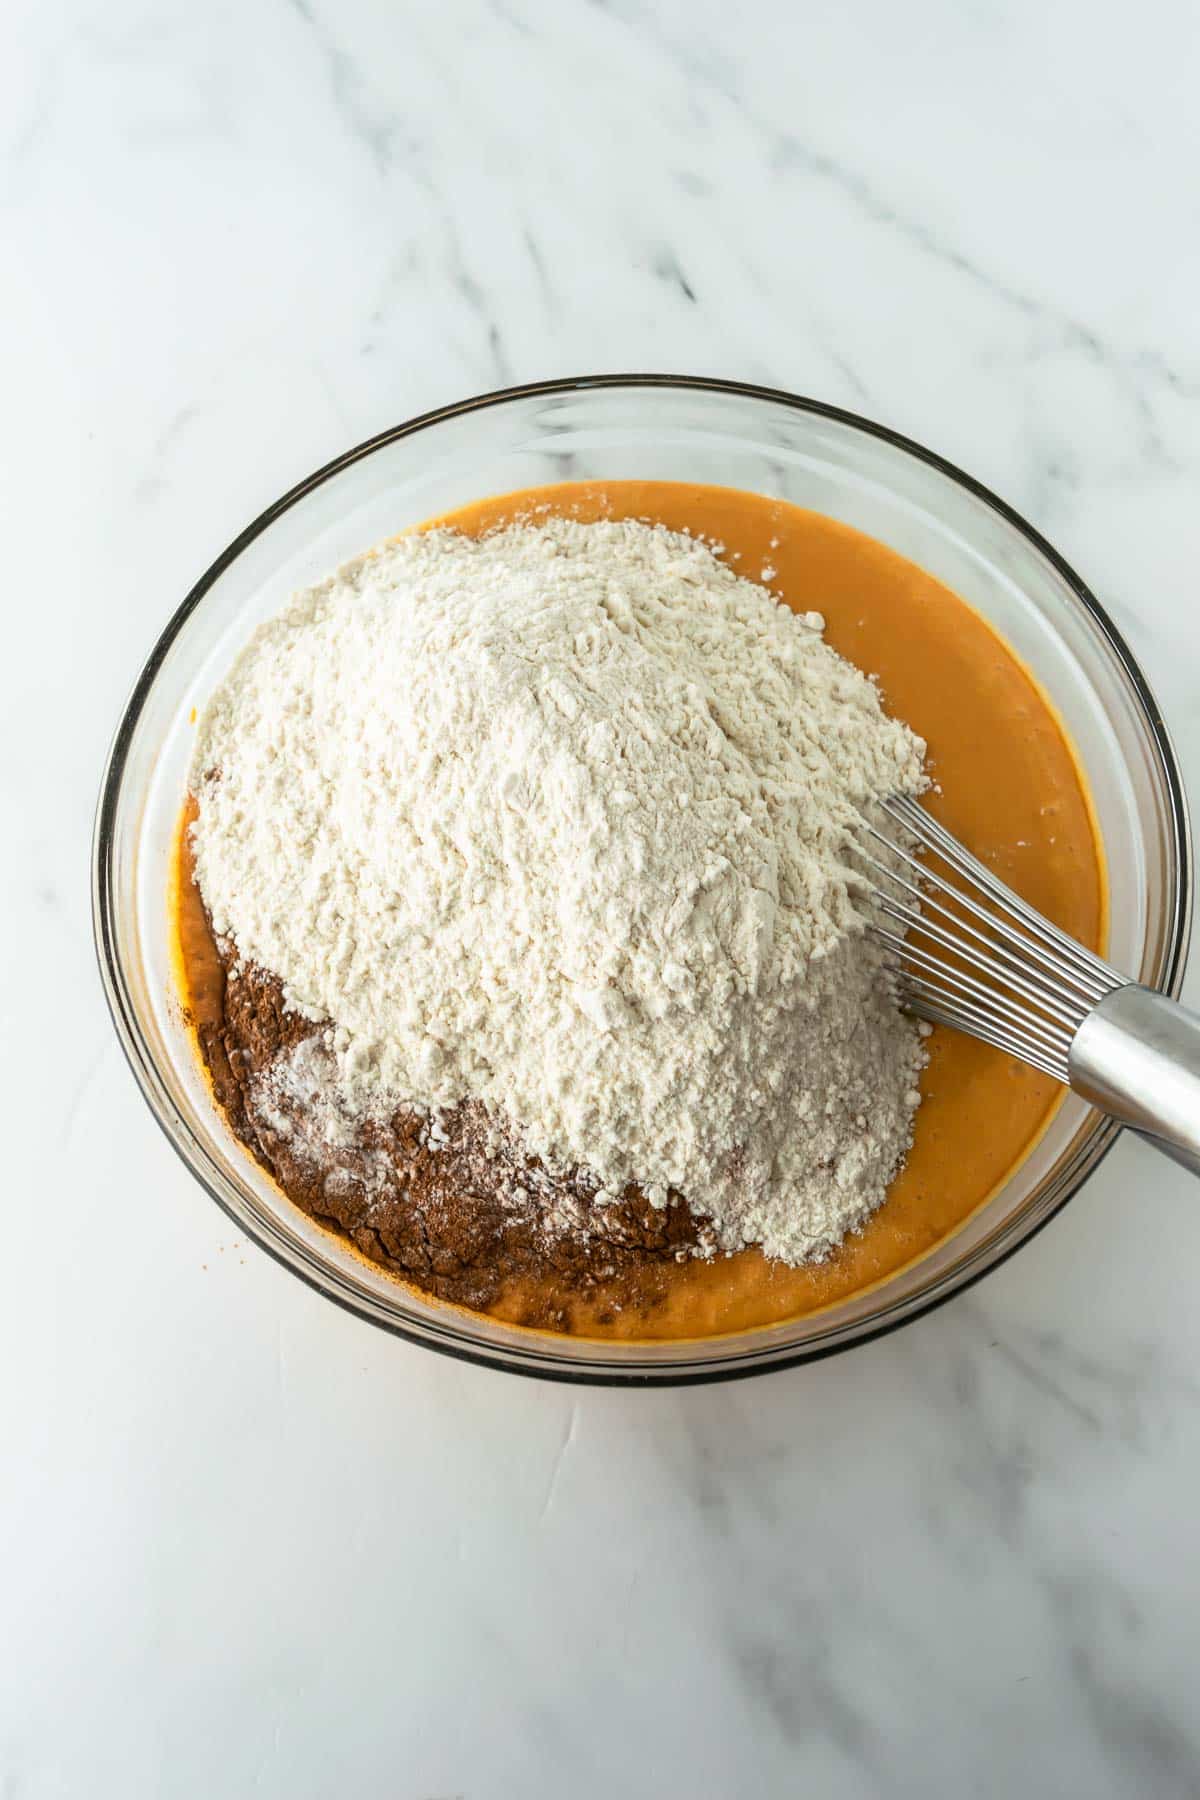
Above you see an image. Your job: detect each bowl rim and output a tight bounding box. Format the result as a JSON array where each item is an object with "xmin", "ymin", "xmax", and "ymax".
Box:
[{"xmin": 92, "ymin": 373, "xmax": 1193, "ymax": 1385}]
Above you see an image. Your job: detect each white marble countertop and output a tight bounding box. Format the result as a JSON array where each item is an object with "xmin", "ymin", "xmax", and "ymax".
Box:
[{"xmin": 5, "ymin": 1, "xmax": 1200, "ymax": 1793}]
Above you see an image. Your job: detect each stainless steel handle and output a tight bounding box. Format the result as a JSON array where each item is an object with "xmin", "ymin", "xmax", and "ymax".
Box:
[{"xmin": 1069, "ymin": 985, "xmax": 1200, "ymax": 1177}]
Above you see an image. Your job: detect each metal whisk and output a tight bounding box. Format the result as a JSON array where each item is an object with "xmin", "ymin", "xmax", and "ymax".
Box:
[{"xmin": 852, "ymin": 794, "xmax": 1200, "ymax": 1177}]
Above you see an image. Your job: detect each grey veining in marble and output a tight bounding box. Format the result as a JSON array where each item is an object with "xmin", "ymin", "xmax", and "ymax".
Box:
[{"xmin": 3, "ymin": 0, "xmax": 1199, "ymax": 1794}]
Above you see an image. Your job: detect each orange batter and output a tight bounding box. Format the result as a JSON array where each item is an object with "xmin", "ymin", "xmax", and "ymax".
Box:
[{"xmin": 174, "ymin": 481, "xmax": 1103, "ymax": 1340}]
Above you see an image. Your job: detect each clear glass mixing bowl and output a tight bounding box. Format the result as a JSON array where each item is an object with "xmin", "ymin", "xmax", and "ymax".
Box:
[{"xmin": 92, "ymin": 377, "xmax": 1192, "ymax": 1384}]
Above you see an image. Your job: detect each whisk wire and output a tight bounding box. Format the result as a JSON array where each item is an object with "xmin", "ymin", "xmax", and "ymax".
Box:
[
  {"xmin": 881, "ymin": 795, "xmax": 1118, "ymax": 998},
  {"xmin": 880, "ymin": 933, "xmax": 1073, "ymax": 1058},
  {"xmin": 861, "ymin": 811, "xmax": 1114, "ymax": 1005},
  {"xmin": 870, "ymin": 887, "xmax": 1085, "ymax": 1031},
  {"xmin": 856, "ymin": 843, "xmax": 1091, "ymax": 1027},
  {"xmin": 900, "ymin": 992, "xmax": 1067, "ymax": 1081},
  {"xmin": 869, "ymin": 924, "xmax": 1075, "ymax": 1075},
  {"xmin": 852, "ymin": 793, "xmax": 1125, "ymax": 1083},
  {"xmin": 850, "ymin": 795, "xmax": 1200, "ymax": 1179}
]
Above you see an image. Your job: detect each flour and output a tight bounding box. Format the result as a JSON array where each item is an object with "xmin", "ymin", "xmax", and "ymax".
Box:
[{"xmin": 190, "ymin": 517, "xmax": 927, "ymax": 1263}]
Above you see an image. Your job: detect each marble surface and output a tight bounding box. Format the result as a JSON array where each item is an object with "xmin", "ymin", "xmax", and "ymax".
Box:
[{"xmin": 4, "ymin": 1, "xmax": 1200, "ymax": 1793}]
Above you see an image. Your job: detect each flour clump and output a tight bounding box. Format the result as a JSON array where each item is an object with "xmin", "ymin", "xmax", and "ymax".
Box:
[{"xmin": 190, "ymin": 516, "xmax": 927, "ymax": 1263}]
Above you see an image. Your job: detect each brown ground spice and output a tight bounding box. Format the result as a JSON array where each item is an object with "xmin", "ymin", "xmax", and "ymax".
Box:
[{"xmin": 191, "ymin": 920, "xmax": 708, "ymax": 1327}]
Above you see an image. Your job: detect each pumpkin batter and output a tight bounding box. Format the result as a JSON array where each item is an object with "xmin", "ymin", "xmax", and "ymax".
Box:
[{"xmin": 174, "ymin": 481, "xmax": 1103, "ymax": 1340}]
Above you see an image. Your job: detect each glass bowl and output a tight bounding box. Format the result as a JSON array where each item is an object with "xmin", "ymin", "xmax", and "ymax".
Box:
[{"xmin": 93, "ymin": 376, "xmax": 1192, "ymax": 1385}]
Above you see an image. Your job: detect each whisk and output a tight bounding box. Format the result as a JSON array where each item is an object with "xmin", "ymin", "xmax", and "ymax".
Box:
[{"xmin": 852, "ymin": 794, "xmax": 1200, "ymax": 1176}]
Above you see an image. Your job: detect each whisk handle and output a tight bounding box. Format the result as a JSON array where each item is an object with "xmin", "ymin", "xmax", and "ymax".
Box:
[{"xmin": 1070, "ymin": 986, "xmax": 1200, "ymax": 1178}]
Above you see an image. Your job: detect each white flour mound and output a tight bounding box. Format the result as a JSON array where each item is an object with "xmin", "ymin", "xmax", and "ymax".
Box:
[{"xmin": 190, "ymin": 516, "xmax": 927, "ymax": 1263}]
